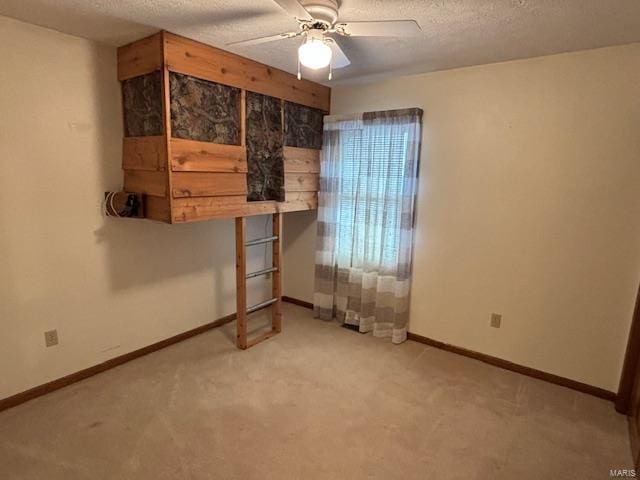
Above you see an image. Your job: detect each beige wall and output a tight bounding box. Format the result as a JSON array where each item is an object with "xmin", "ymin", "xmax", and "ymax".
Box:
[
  {"xmin": 282, "ymin": 210, "xmax": 317, "ymax": 302},
  {"xmin": 284, "ymin": 43, "xmax": 640, "ymax": 392},
  {"xmin": 0, "ymin": 16, "xmax": 273, "ymax": 399}
]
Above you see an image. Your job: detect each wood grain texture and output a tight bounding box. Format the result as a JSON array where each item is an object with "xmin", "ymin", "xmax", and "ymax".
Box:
[
  {"xmin": 285, "ymin": 173, "xmax": 319, "ymax": 192},
  {"xmin": 616, "ymin": 284, "xmax": 640, "ymax": 414},
  {"xmin": 117, "ymin": 32, "xmax": 163, "ymax": 81},
  {"xmin": 159, "ymin": 61, "xmax": 176, "ymax": 222},
  {"xmin": 104, "ymin": 192, "xmax": 144, "ymax": 218},
  {"xmin": 170, "ymin": 138, "xmax": 247, "ymax": 172},
  {"xmin": 283, "ymin": 147, "xmax": 320, "ymax": 173},
  {"xmin": 235, "ymin": 217, "xmax": 248, "ymax": 349},
  {"xmin": 122, "ymin": 136, "xmax": 166, "ymax": 171},
  {"xmin": 281, "ymin": 294, "xmax": 616, "ymax": 402},
  {"xmin": 246, "ymin": 92, "xmax": 284, "ymax": 201},
  {"xmin": 272, "ymin": 213, "xmax": 283, "ymax": 333},
  {"xmin": 144, "ymin": 196, "xmax": 171, "ymax": 222},
  {"xmin": 123, "ymin": 170, "xmax": 168, "ymax": 197},
  {"xmin": 163, "ymin": 32, "xmax": 330, "ymax": 111},
  {"xmin": 282, "ymin": 296, "xmax": 314, "ymax": 309},
  {"xmin": 172, "ymin": 196, "xmax": 246, "ymax": 222},
  {"xmin": 171, "ymin": 172, "xmax": 247, "ymax": 198}
]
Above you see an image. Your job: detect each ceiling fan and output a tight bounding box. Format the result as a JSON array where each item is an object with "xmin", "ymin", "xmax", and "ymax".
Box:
[{"xmin": 227, "ymin": 0, "xmax": 421, "ymax": 80}]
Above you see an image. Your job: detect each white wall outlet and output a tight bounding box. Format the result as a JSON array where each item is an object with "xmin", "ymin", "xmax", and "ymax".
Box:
[
  {"xmin": 490, "ymin": 313, "xmax": 502, "ymax": 329},
  {"xmin": 44, "ymin": 329, "xmax": 59, "ymax": 347}
]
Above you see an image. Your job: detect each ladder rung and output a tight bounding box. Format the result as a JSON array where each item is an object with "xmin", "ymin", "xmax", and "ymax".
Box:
[
  {"xmin": 247, "ymin": 297, "xmax": 278, "ymax": 314},
  {"xmin": 246, "ymin": 267, "xmax": 277, "ymax": 279},
  {"xmin": 245, "ymin": 235, "xmax": 278, "ymax": 247}
]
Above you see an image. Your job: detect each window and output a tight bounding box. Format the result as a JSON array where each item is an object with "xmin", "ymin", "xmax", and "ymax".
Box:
[{"xmin": 335, "ymin": 125, "xmax": 410, "ymax": 272}]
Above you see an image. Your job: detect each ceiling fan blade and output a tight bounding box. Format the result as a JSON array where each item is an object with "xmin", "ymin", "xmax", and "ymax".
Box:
[
  {"xmin": 335, "ymin": 20, "xmax": 421, "ymax": 37},
  {"xmin": 227, "ymin": 31, "xmax": 301, "ymax": 47},
  {"xmin": 327, "ymin": 38, "xmax": 351, "ymax": 69},
  {"xmin": 272, "ymin": 0, "xmax": 313, "ymax": 21}
]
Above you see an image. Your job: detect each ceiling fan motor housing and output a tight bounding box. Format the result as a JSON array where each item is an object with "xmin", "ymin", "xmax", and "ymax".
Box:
[{"xmin": 301, "ymin": 0, "xmax": 339, "ymax": 27}]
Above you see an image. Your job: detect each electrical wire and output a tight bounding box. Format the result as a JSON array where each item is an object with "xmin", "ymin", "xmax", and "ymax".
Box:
[{"xmin": 103, "ymin": 191, "xmax": 122, "ymax": 217}]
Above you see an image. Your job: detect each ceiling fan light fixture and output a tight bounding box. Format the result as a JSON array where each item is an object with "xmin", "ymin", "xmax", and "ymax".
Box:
[{"xmin": 298, "ymin": 35, "xmax": 332, "ymax": 70}]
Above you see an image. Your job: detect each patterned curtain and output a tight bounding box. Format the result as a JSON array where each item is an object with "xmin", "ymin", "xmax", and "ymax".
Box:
[{"xmin": 314, "ymin": 108, "xmax": 422, "ymax": 344}]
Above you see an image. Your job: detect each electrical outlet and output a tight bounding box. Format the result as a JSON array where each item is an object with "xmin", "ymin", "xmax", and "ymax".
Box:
[
  {"xmin": 490, "ymin": 313, "xmax": 502, "ymax": 329},
  {"xmin": 44, "ymin": 329, "xmax": 59, "ymax": 347}
]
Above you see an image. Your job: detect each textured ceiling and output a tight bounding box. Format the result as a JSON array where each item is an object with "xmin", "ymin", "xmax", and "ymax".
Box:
[{"xmin": 2, "ymin": 0, "xmax": 640, "ymax": 84}]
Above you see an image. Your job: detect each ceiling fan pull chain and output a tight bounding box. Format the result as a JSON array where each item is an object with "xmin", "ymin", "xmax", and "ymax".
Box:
[
  {"xmin": 328, "ymin": 62, "xmax": 333, "ymax": 81},
  {"xmin": 297, "ymin": 57, "xmax": 302, "ymax": 80}
]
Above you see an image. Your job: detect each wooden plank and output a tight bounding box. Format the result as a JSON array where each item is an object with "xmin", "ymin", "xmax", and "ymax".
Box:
[
  {"xmin": 145, "ymin": 196, "xmax": 171, "ymax": 222},
  {"xmin": 0, "ymin": 309, "xmax": 250, "ymax": 413},
  {"xmin": 163, "ymin": 32, "xmax": 331, "ymax": 112},
  {"xmin": 272, "ymin": 212, "xmax": 283, "ymax": 333},
  {"xmin": 122, "ymin": 136, "xmax": 166, "ymax": 171},
  {"xmin": 170, "ymin": 138, "xmax": 247, "ymax": 172},
  {"xmin": 123, "ymin": 170, "xmax": 167, "ymax": 197},
  {"xmin": 285, "ymin": 173, "xmax": 319, "ymax": 192},
  {"xmin": 280, "ymin": 195, "xmax": 318, "ymax": 213},
  {"xmin": 172, "ymin": 197, "xmax": 271, "ymax": 222},
  {"xmin": 118, "ymin": 33, "xmax": 163, "ymax": 81},
  {"xmin": 245, "ymin": 330, "xmax": 279, "ymax": 349},
  {"xmin": 172, "ymin": 194, "xmax": 317, "ymax": 222},
  {"xmin": 283, "ymin": 146, "xmax": 320, "ymax": 173},
  {"xmin": 236, "ymin": 217, "xmax": 247, "ymax": 349},
  {"xmin": 240, "ymin": 90, "xmax": 246, "ymax": 147},
  {"xmin": 172, "ymin": 172, "xmax": 247, "ymax": 198},
  {"xmin": 159, "ymin": 54, "xmax": 176, "ymax": 222}
]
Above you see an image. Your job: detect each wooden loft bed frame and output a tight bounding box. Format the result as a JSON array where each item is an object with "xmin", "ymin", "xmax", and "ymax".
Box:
[{"xmin": 113, "ymin": 31, "xmax": 330, "ymax": 223}]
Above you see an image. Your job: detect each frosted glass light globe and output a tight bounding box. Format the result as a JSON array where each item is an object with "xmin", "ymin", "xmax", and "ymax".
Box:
[{"xmin": 298, "ymin": 39, "xmax": 332, "ymax": 70}]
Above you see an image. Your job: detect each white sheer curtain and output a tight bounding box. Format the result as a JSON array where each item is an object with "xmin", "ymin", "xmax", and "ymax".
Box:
[{"xmin": 314, "ymin": 108, "xmax": 422, "ymax": 343}]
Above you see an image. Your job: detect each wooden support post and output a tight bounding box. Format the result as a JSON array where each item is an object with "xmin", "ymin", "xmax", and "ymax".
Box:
[
  {"xmin": 272, "ymin": 212, "xmax": 283, "ymax": 333},
  {"xmin": 235, "ymin": 213, "xmax": 283, "ymax": 350},
  {"xmin": 235, "ymin": 217, "xmax": 247, "ymax": 349},
  {"xmin": 240, "ymin": 89, "xmax": 246, "ymax": 148}
]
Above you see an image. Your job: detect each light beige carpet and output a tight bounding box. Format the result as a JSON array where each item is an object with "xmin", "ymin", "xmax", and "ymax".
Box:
[{"xmin": 0, "ymin": 303, "xmax": 632, "ymax": 479}]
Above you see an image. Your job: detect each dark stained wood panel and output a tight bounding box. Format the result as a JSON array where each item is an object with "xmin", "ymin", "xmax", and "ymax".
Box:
[
  {"xmin": 145, "ymin": 196, "xmax": 171, "ymax": 222},
  {"xmin": 246, "ymin": 92, "xmax": 284, "ymax": 202},
  {"xmin": 169, "ymin": 72, "xmax": 241, "ymax": 144},
  {"xmin": 122, "ymin": 71, "xmax": 164, "ymax": 137},
  {"xmin": 284, "ymin": 173, "xmax": 319, "ymax": 192},
  {"xmin": 284, "ymin": 101, "xmax": 324, "ymax": 150}
]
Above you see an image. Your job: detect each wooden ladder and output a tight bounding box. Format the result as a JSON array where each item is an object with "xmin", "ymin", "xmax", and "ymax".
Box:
[{"xmin": 235, "ymin": 213, "xmax": 283, "ymax": 349}]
